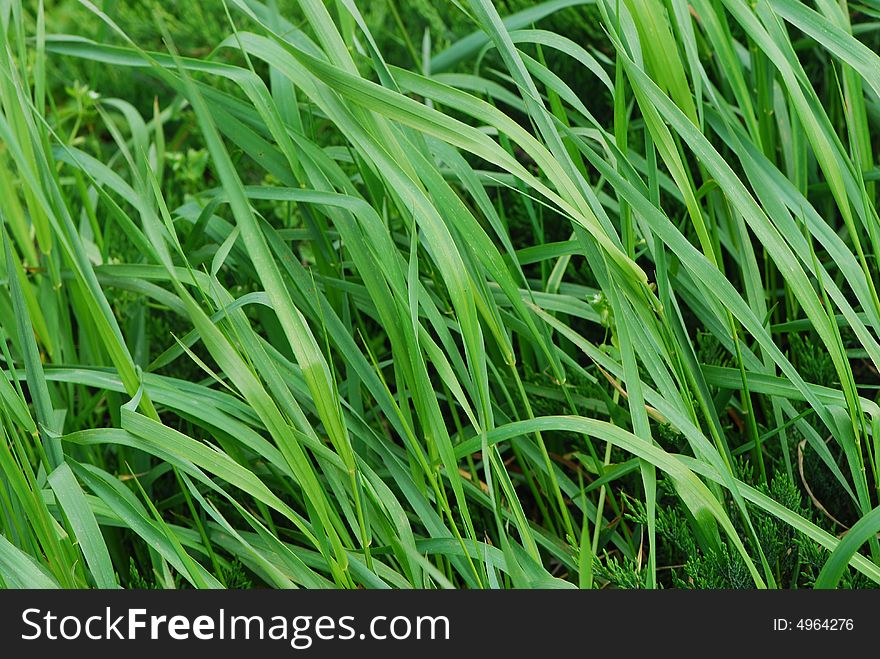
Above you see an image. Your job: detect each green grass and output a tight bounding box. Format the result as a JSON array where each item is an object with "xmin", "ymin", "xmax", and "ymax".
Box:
[{"xmin": 0, "ymin": 0, "xmax": 879, "ymax": 589}]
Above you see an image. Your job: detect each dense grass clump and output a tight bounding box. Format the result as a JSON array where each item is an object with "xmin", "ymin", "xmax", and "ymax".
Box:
[{"xmin": 1, "ymin": 0, "xmax": 880, "ymax": 589}]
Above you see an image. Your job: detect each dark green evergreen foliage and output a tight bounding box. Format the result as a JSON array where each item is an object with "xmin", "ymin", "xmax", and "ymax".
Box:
[
  {"xmin": 789, "ymin": 333, "xmax": 837, "ymax": 387},
  {"xmin": 627, "ymin": 471, "xmax": 835, "ymax": 589},
  {"xmin": 676, "ymin": 542, "xmax": 754, "ymax": 589},
  {"xmin": 594, "ymin": 553, "xmax": 647, "ymax": 589}
]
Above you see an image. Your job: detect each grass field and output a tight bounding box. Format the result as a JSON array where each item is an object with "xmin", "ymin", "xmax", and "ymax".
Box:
[{"xmin": 0, "ymin": 0, "xmax": 879, "ymax": 589}]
